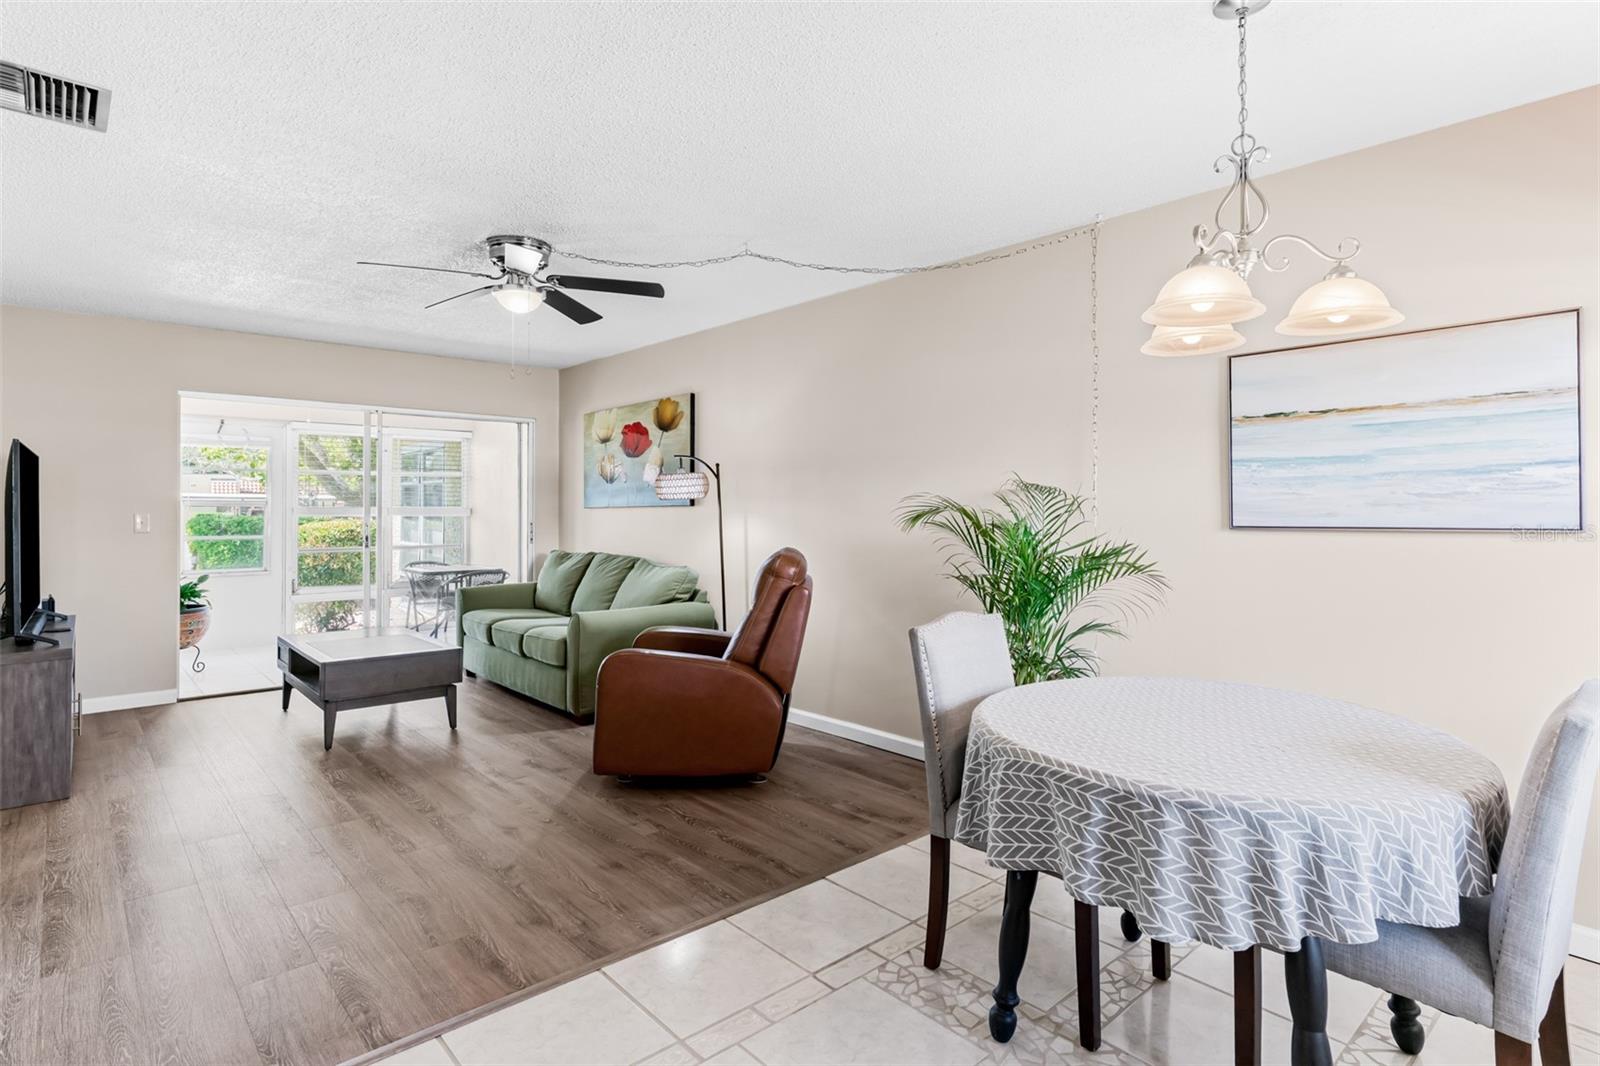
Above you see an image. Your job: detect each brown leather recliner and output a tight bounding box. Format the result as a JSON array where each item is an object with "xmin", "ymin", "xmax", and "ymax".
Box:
[{"xmin": 592, "ymin": 547, "xmax": 813, "ymax": 778}]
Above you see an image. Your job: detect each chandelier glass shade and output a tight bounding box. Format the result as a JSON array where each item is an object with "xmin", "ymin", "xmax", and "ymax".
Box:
[
  {"xmin": 1144, "ymin": 2, "xmax": 1402, "ymax": 353},
  {"xmin": 1141, "ymin": 261, "xmax": 1266, "ymax": 327},
  {"xmin": 1140, "ymin": 323, "xmax": 1246, "ymax": 357},
  {"xmin": 1274, "ymin": 268, "xmax": 1405, "ymax": 336}
]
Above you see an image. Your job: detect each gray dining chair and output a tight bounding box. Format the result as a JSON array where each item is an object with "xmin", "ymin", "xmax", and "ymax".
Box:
[
  {"xmin": 1322, "ymin": 680, "xmax": 1600, "ymax": 1066},
  {"xmin": 909, "ymin": 611, "xmax": 1016, "ymax": 969}
]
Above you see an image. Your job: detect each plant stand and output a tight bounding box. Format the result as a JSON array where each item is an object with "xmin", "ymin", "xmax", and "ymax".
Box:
[{"xmin": 188, "ymin": 644, "xmax": 205, "ymax": 673}]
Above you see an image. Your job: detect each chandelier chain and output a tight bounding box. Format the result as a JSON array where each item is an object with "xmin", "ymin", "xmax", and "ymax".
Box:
[
  {"xmin": 553, "ymin": 225, "xmax": 1095, "ymax": 276},
  {"xmin": 1089, "ymin": 217, "xmax": 1101, "ymax": 524},
  {"xmin": 1237, "ymin": 11, "xmax": 1249, "ymax": 146}
]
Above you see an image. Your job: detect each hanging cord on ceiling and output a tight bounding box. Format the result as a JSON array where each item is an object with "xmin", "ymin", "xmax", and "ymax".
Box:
[
  {"xmin": 551, "ymin": 223, "xmax": 1097, "ymax": 276},
  {"xmin": 1088, "ymin": 216, "xmax": 1101, "ymax": 525}
]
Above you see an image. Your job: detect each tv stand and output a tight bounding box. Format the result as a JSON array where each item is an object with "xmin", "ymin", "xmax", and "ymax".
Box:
[{"xmin": 0, "ymin": 614, "xmax": 76, "ymax": 808}]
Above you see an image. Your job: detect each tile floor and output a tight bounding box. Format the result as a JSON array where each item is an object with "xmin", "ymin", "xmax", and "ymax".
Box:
[
  {"xmin": 374, "ymin": 837, "xmax": 1600, "ymax": 1066},
  {"xmin": 177, "ymin": 644, "xmax": 280, "ymax": 699}
]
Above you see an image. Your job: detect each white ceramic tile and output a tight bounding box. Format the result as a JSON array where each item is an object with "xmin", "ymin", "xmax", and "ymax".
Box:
[
  {"xmin": 906, "ymin": 834, "xmax": 1004, "ymax": 879},
  {"xmin": 729, "ymin": 879, "xmax": 907, "ymax": 970},
  {"xmin": 686, "ymin": 1009, "xmax": 768, "ymax": 1058},
  {"xmin": 1104, "ymin": 972, "xmax": 1301, "ymax": 1065},
  {"xmin": 743, "ymin": 980, "xmax": 986, "ymax": 1066},
  {"xmin": 940, "ymin": 902, "xmax": 1081, "ymax": 1011},
  {"xmin": 757, "ymin": 976, "xmax": 830, "ymax": 1021},
  {"xmin": 443, "ymin": 971, "xmax": 674, "ymax": 1065},
  {"xmin": 636, "ymin": 1043, "xmax": 697, "ymax": 1066},
  {"xmin": 701, "ymin": 1047, "xmax": 762, "ymax": 1066},
  {"xmin": 828, "ymin": 845, "xmax": 987, "ymax": 920},
  {"xmin": 373, "ymin": 1039, "xmax": 455, "ymax": 1066},
  {"xmin": 1415, "ymin": 1012, "xmax": 1494, "ymax": 1066},
  {"xmin": 869, "ymin": 922, "xmax": 929, "ymax": 959},
  {"xmin": 605, "ymin": 922, "xmax": 806, "ymax": 1038},
  {"xmin": 818, "ymin": 949, "xmax": 884, "ymax": 989}
]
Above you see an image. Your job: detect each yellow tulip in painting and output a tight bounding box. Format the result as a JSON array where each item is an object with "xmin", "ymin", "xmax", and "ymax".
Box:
[
  {"xmin": 652, "ymin": 397, "xmax": 685, "ymax": 433},
  {"xmin": 584, "ymin": 394, "xmax": 694, "ymax": 508}
]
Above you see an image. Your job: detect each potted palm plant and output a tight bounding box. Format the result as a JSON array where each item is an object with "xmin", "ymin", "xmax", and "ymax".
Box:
[
  {"xmin": 897, "ymin": 477, "xmax": 1167, "ymax": 683},
  {"xmin": 179, "ymin": 575, "xmax": 211, "ymax": 651}
]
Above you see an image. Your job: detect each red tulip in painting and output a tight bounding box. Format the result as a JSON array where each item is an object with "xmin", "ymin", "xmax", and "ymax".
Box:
[{"xmin": 620, "ymin": 421, "xmax": 652, "ymax": 458}]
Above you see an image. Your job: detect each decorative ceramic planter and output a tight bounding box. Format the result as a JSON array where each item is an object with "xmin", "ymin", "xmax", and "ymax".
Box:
[{"xmin": 179, "ymin": 606, "xmax": 211, "ymax": 650}]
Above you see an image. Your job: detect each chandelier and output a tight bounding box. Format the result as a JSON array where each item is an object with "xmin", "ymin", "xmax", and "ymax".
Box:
[{"xmin": 1141, "ymin": 0, "xmax": 1404, "ymax": 357}]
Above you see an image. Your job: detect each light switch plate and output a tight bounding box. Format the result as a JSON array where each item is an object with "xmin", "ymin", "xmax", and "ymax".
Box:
[{"xmin": 134, "ymin": 513, "xmax": 151, "ymax": 533}]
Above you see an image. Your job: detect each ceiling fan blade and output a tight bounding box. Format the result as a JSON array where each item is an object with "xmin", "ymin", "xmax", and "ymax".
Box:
[
  {"xmin": 359, "ymin": 260, "xmax": 502, "ymax": 280},
  {"xmin": 546, "ymin": 274, "xmax": 665, "ymax": 299},
  {"xmin": 542, "ymin": 287, "xmax": 603, "ymax": 325},
  {"xmin": 424, "ymin": 284, "xmax": 496, "ymax": 310}
]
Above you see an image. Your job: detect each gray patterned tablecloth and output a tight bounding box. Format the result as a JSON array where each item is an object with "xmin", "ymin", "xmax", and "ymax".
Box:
[{"xmin": 954, "ymin": 677, "xmax": 1509, "ymax": 952}]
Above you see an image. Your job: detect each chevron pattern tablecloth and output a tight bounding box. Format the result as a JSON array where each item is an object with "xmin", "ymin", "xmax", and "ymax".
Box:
[{"xmin": 953, "ymin": 677, "xmax": 1509, "ymax": 952}]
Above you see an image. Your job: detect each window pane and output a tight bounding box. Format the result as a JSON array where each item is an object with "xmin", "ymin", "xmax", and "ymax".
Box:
[
  {"xmin": 186, "ymin": 537, "xmax": 264, "ymax": 572},
  {"xmin": 297, "ymin": 434, "xmax": 366, "ymax": 471},
  {"xmin": 297, "ymin": 550, "xmax": 376, "ymax": 588},
  {"xmin": 181, "ymin": 444, "xmax": 269, "ymax": 493},
  {"xmin": 297, "ymin": 515, "xmax": 371, "ymax": 549},
  {"xmin": 293, "ymin": 599, "xmax": 371, "ymax": 634},
  {"xmin": 297, "ymin": 473, "xmax": 373, "ymax": 509}
]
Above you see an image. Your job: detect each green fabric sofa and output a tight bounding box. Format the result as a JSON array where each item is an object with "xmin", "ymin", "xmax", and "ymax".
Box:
[{"xmin": 455, "ymin": 549, "xmax": 717, "ymax": 720}]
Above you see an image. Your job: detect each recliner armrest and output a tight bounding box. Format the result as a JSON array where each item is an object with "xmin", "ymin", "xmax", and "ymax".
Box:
[{"xmin": 634, "ymin": 626, "xmax": 733, "ymax": 657}]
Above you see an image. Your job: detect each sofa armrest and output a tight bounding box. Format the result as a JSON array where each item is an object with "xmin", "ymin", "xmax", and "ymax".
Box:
[
  {"xmin": 568, "ymin": 601, "xmax": 719, "ymax": 717},
  {"xmin": 593, "ymin": 650, "xmax": 784, "ymax": 776},
  {"xmin": 455, "ymin": 581, "xmax": 537, "ymax": 645},
  {"xmin": 634, "ymin": 627, "xmax": 732, "ymax": 657}
]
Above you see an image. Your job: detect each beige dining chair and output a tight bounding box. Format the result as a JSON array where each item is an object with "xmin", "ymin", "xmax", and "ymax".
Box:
[
  {"xmin": 907, "ymin": 611, "xmax": 1156, "ymax": 979},
  {"xmin": 1322, "ymin": 680, "xmax": 1600, "ymax": 1066}
]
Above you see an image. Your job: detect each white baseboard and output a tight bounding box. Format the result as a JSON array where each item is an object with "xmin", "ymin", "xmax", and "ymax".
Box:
[
  {"xmin": 80, "ymin": 689, "xmax": 178, "ymax": 714},
  {"xmin": 788, "ymin": 707, "xmax": 924, "ymax": 761},
  {"xmin": 1572, "ymin": 923, "xmax": 1600, "ymax": 964}
]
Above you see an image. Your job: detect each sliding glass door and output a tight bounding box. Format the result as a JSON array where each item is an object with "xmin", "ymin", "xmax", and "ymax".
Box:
[{"xmin": 285, "ymin": 410, "xmax": 532, "ymax": 636}]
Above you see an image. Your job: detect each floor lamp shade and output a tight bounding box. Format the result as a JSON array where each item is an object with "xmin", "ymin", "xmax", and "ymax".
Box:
[
  {"xmin": 654, "ymin": 455, "xmax": 725, "ymax": 626},
  {"xmin": 654, "ymin": 470, "xmax": 711, "ymax": 501}
]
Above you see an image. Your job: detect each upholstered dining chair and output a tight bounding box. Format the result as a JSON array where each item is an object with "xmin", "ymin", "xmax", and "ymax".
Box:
[
  {"xmin": 907, "ymin": 611, "xmax": 1156, "ymax": 978},
  {"xmin": 1322, "ymin": 680, "xmax": 1600, "ymax": 1066}
]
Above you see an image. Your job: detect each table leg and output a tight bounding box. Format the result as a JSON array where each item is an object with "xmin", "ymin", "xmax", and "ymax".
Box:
[
  {"xmin": 988, "ymin": 870, "xmax": 1037, "ymax": 1043},
  {"xmin": 323, "ymin": 707, "xmax": 336, "ymax": 752},
  {"xmin": 1075, "ymin": 901, "xmax": 1102, "ymax": 1050},
  {"xmin": 445, "ymin": 684, "xmax": 458, "ymax": 730},
  {"xmin": 1152, "ymin": 939, "xmax": 1172, "ymax": 980},
  {"xmin": 281, "ymin": 679, "xmax": 291, "ymax": 712},
  {"xmin": 1235, "ymin": 946, "xmax": 1262, "ymax": 1066},
  {"xmin": 1285, "ymin": 937, "xmax": 1332, "ymax": 1066}
]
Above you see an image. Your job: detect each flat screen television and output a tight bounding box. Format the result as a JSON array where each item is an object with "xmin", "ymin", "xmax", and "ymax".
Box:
[{"xmin": 5, "ymin": 440, "xmax": 40, "ymax": 640}]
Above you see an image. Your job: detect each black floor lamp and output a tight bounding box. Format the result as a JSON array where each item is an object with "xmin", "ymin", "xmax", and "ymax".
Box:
[{"xmin": 654, "ymin": 454, "xmax": 726, "ymax": 626}]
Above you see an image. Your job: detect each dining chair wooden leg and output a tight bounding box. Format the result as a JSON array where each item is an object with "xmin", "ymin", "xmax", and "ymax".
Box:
[
  {"xmin": 1152, "ymin": 939, "xmax": 1171, "ymax": 980},
  {"xmin": 1494, "ymin": 1032, "xmax": 1534, "ymax": 1066},
  {"xmin": 988, "ymin": 870, "xmax": 1038, "ymax": 1043},
  {"xmin": 1284, "ymin": 937, "xmax": 1332, "ymax": 1066},
  {"xmin": 1075, "ymin": 901, "xmax": 1102, "ymax": 1051},
  {"xmin": 1539, "ymin": 968, "xmax": 1571, "ymax": 1066},
  {"xmin": 923, "ymin": 836, "xmax": 951, "ymax": 970},
  {"xmin": 1387, "ymin": 994, "xmax": 1425, "ymax": 1055},
  {"xmin": 1234, "ymin": 946, "xmax": 1261, "ymax": 1066}
]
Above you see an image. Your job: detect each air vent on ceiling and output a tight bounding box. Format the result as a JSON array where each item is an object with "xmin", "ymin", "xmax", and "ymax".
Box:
[{"xmin": 0, "ymin": 61, "xmax": 110, "ymax": 131}]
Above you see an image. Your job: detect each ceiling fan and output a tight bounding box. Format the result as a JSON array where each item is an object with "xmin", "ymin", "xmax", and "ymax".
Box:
[{"xmin": 357, "ymin": 235, "xmax": 664, "ymax": 324}]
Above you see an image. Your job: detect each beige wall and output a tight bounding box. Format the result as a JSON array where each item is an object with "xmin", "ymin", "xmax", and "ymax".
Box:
[
  {"xmin": 0, "ymin": 308, "xmax": 559, "ymax": 699},
  {"xmin": 559, "ymin": 88, "xmax": 1600, "ymax": 925}
]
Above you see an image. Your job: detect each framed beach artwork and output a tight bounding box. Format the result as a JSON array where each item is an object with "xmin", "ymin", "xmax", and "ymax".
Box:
[
  {"xmin": 583, "ymin": 394, "xmax": 695, "ymax": 508},
  {"xmin": 1229, "ymin": 310, "xmax": 1581, "ymax": 531}
]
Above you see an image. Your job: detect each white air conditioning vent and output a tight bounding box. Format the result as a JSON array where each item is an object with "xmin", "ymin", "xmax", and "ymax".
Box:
[{"xmin": 0, "ymin": 61, "xmax": 110, "ymax": 131}]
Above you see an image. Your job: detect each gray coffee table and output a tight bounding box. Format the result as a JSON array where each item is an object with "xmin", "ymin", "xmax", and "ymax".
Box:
[{"xmin": 277, "ymin": 628, "xmax": 463, "ymax": 750}]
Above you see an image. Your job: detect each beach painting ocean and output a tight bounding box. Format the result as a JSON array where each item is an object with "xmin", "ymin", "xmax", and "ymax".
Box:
[{"xmin": 1230, "ymin": 311, "xmax": 1580, "ymax": 530}]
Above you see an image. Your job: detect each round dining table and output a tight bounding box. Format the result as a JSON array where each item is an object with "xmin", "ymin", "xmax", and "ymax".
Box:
[{"xmin": 954, "ymin": 677, "xmax": 1510, "ymax": 1066}]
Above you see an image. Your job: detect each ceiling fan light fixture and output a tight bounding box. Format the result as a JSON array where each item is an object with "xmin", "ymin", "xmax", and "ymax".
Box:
[
  {"xmin": 1141, "ymin": 323, "xmax": 1246, "ymax": 357},
  {"xmin": 1142, "ymin": 261, "xmax": 1266, "ymax": 327},
  {"xmin": 492, "ymin": 282, "xmax": 546, "ymax": 314},
  {"xmin": 1274, "ymin": 266, "xmax": 1404, "ymax": 337}
]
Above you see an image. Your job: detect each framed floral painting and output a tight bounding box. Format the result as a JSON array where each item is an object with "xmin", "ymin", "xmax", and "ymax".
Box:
[{"xmin": 583, "ymin": 394, "xmax": 696, "ymax": 508}]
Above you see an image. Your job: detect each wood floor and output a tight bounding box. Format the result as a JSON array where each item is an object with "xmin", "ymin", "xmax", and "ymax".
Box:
[{"xmin": 0, "ymin": 678, "xmax": 927, "ymax": 1065}]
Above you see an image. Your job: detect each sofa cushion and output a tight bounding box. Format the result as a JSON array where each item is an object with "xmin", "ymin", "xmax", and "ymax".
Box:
[
  {"xmin": 463, "ymin": 608, "xmax": 562, "ymax": 645},
  {"xmin": 570, "ymin": 553, "xmax": 640, "ymax": 613},
  {"xmin": 519, "ymin": 621, "xmax": 569, "ymax": 667},
  {"xmin": 612, "ymin": 559, "xmax": 699, "ymax": 609},
  {"xmin": 533, "ymin": 550, "xmax": 594, "ymax": 614},
  {"xmin": 489, "ymin": 615, "xmax": 566, "ymax": 656}
]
